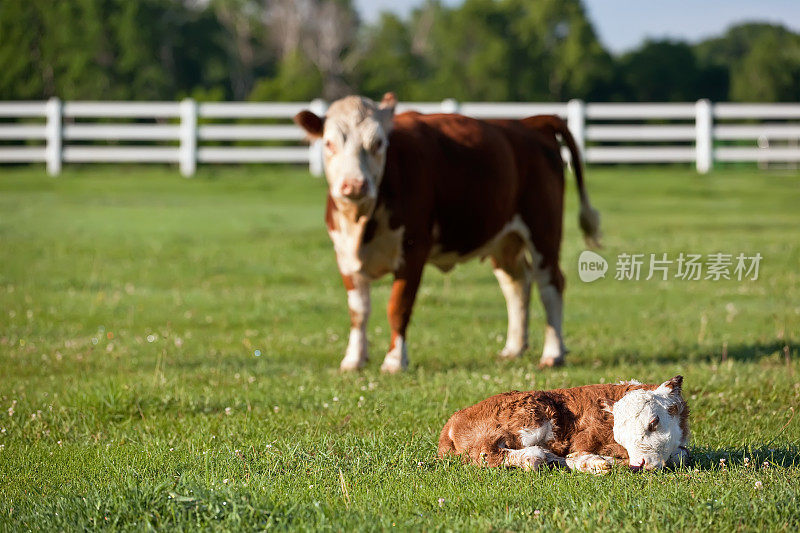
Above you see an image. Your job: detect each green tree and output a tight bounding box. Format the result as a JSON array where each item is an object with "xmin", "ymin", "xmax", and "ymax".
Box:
[
  {"xmin": 0, "ymin": 0, "xmax": 230, "ymax": 100},
  {"xmin": 0, "ymin": 1, "xmax": 46, "ymax": 99},
  {"xmin": 504, "ymin": 0, "xmax": 612, "ymax": 101},
  {"xmin": 730, "ymin": 31, "xmax": 800, "ymax": 102},
  {"xmin": 249, "ymin": 50, "xmax": 322, "ymax": 102},
  {"xmin": 695, "ymin": 23, "xmax": 800, "ymax": 102},
  {"xmin": 357, "ymin": 0, "xmax": 612, "ymax": 102},
  {"xmin": 354, "ymin": 13, "xmax": 426, "ymax": 101},
  {"xmin": 615, "ymin": 40, "xmax": 727, "ymax": 102}
]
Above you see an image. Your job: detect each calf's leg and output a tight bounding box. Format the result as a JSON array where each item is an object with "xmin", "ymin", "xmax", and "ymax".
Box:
[
  {"xmin": 506, "ymin": 446, "xmax": 566, "ymax": 470},
  {"xmin": 340, "ymin": 273, "xmax": 371, "ymax": 371},
  {"xmin": 565, "ymin": 452, "xmax": 616, "ymax": 475}
]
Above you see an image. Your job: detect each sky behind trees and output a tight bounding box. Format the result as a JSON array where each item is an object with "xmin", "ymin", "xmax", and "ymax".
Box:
[{"xmin": 354, "ymin": 0, "xmax": 800, "ymax": 52}]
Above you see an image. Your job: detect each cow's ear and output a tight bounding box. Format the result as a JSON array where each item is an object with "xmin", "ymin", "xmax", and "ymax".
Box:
[
  {"xmin": 656, "ymin": 375, "xmax": 683, "ymax": 397},
  {"xmin": 598, "ymin": 397, "xmax": 615, "ymax": 415},
  {"xmin": 294, "ymin": 110, "xmax": 324, "ymax": 139},
  {"xmin": 379, "ymin": 92, "xmax": 397, "ymax": 114},
  {"xmin": 378, "ymin": 92, "xmax": 397, "ymax": 132}
]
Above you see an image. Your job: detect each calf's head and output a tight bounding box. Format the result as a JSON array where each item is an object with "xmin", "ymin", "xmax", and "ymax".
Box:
[
  {"xmin": 607, "ymin": 376, "xmax": 689, "ymax": 470},
  {"xmin": 294, "ymin": 93, "xmax": 396, "ymax": 213}
]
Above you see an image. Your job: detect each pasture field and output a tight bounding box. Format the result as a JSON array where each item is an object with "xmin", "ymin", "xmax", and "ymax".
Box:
[{"xmin": 1, "ymin": 164, "xmax": 799, "ymax": 531}]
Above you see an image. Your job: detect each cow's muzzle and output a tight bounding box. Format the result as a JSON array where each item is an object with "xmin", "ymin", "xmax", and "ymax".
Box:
[
  {"xmin": 629, "ymin": 458, "xmax": 664, "ymax": 472},
  {"xmin": 340, "ymin": 178, "xmax": 369, "ymax": 200}
]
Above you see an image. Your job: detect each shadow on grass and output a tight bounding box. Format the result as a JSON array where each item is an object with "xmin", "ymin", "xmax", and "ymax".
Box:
[
  {"xmin": 645, "ymin": 341, "xmax": 795, "ymax": 365},
  {"xmin": 688, "ymin": 444, "xmax": 800, "ymax": 470},
  {"xmin": 414, "ymin": 341, "xmax": 796, "ymax": 373}
]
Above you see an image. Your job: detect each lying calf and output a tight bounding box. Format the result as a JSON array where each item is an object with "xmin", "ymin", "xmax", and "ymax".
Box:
[{"xmin": 438, "ymin": 376, "xmax": 689, "ymax": 473}]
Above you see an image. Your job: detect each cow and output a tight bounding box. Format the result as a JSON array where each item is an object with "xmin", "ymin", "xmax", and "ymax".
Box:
[
  {"xmin": 294, "ymin": 93, "xmax": 600, "ymax": 373},
  {"xmin": 438, "ymin": 376, "xmax": 690, "ymax": 473}
]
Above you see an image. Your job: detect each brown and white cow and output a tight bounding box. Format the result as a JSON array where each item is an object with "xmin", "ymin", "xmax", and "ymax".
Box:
[
  {"xmin": 438, "ymin": 376, "xmax": 690, "ymax": 473},
  {"xmin": 294, "ymin": 93, "xmax": 600, "ymax": 372}
]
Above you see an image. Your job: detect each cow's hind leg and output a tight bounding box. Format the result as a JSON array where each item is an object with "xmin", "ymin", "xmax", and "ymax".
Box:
[
  {"xmin": 491, "ymin": 231, "xmax": 533, "ymax": 359},
  {"xmin": 534, "ymin": 260, "xmax": 568, "ymax": 367}
]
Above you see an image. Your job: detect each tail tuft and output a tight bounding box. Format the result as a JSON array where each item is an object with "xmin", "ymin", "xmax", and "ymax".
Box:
[{"xmin": 579, "ymin": 201, "xmax": 602, "ymax": 249}]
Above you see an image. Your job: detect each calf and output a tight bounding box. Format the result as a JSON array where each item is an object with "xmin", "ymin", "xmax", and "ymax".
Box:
[
  {"xmin": 295, "ymin": 93, "xmax": 600, "ymax": 372},
  {"xmin": 438, "ymin": 376, "xmax": 690, "ymax": 473}
]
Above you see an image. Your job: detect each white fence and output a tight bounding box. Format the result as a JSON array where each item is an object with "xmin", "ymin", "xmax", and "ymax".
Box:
[{"xmin": 1, "ymin": 98, "xmax": 799, "ymax": 176}]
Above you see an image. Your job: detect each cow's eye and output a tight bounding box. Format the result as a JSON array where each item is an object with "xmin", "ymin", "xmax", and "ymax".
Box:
[
  {"xmin": 371, "ymin": 138, "xmax": 384, "ymax": 153},
  {"xmin": 647, "ymin": 416, "xmax": 659, "ymax": 432},
  {"xmin": 324, "ymin": 139, "xmax": 336, "ymax": 153}
]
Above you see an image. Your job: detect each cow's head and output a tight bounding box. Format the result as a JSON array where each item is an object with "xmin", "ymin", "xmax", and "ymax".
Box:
[
  {"xmin": 294, "ymin": 93, "xmax": 396, "ymax": 215},
  {"xmin": 605, "ymin": 376, "xmax": 690, "ymax": 470}
]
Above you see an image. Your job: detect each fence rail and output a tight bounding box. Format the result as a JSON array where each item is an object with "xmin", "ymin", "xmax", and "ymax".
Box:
[{"xmin": 0, "ymin": 98, "xmax": 799, "ymax": 176}]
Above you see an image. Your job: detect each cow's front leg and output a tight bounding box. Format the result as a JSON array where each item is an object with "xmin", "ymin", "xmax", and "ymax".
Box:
[
  {"xmin": 381, "ymin": 253, "xmax": 426, "ymax": 373},
  {"xmin": 340, "ymin": 273, "xmax": 371, "ymax": 371}
]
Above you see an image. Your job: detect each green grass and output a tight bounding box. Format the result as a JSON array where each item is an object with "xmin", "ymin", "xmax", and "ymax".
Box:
[{"xmin": 1, "ymin": 164, "xmax": 799, "ymax": 531}]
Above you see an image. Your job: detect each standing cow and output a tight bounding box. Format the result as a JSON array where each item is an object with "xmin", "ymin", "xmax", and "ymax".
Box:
[{"xmin": 294, "ymin": 93, "xmax": 600, "ymax": 373}]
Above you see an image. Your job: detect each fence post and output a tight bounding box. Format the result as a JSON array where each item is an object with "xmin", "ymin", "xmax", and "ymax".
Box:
[
  {"xmin": 45, "ymin": 97, "xmax": 62, "ymax": 176},
  {"xmin": 308, "ymin": 98, "xmax": 327, "ymax": 177},
  {"xmin": 566, "ymin": 99, "xmax": 586, "ymax": 166},
  {"xmin": 179, "ymin": 98, "xmax": 197, "ymax": 177},
  {"xmin": 441, "ymin": 98, "xmax": 460, "ymax": 114},
  {"xmin": 695, "ymin": 99, "xmax": 713, "ymax": 174}
]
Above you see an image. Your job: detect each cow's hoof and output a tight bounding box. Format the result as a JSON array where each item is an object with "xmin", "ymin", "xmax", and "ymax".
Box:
[
  {"xmin": 381, "ymin": 336, "xmax": 408, "ymax": 373},
  {"xmin": 340, "ymin": 358, "xmax": 367, "ymax": 372},
  {"xmin": 498, "ymin": 345, "xmax": 526, "ymax": 359},
  {"xmin": 380, "ymin": 359, "xmax": 407, "ymax": 374},
  {"xmin": 538, "ymin": 356, "xmax": 565, "ymax": 369}
]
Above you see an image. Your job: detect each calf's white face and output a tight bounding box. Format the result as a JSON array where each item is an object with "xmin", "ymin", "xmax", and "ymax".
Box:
[
  {"xmin": 611, "ymin": 376, "xmax": 688, "ymax": 470},
  {"xmin": 295, "ymin": 94, "xmax": 396, "ymax": 213}
]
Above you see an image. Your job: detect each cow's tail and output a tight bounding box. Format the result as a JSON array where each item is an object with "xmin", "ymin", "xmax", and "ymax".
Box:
[
  {"xmin": 559, "ymin": 119, "xmax": 601, "ymax": 248},
  {"xmin": 525, "ymin": 115, "xmax": 602, "ymax": 248}
]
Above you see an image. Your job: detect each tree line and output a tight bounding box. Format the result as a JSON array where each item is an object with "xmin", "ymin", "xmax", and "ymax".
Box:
[{"xmin": 1, "ymin": 0, "xmax": 799, "ymax": 102}]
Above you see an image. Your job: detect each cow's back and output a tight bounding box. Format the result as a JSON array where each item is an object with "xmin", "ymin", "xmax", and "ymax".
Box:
[{"xmin": 385, "ymin": 112, "xmax": 523, "ymax": 256}]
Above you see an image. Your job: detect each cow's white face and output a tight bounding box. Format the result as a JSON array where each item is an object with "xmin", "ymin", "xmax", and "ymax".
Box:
[
  {"xmin": 611, "ymin": 376, "xmax": 689, "ymax": 470},
  {"xmin": 295, "ymin": 94, "xmax": 396, "ymax": 215}
]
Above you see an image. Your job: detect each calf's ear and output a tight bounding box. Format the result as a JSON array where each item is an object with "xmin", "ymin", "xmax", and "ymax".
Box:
[
  {"xmin": 656, "ymin": 375, "xmax": 683, "ymax": 397},
  {"xmin": 294, "ymin": 110, "xmax": 324, "ymax": 139},
  {"xmin": 598, "ymin": 397, "xmax": 615, "ymax": 414}
]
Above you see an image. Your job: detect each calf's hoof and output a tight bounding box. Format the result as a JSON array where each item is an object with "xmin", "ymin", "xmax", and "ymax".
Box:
[
  {"xmin": 519, "ymin": 455, "xmax": 546, "ymax": 471},
  {"xmin": 506, "ymin": 447, "xmax": 548, "ymax": 471}
]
